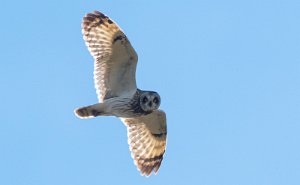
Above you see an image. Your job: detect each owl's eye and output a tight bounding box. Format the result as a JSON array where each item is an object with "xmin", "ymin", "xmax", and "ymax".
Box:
[
  {"xmin": 142, "ymin": 97, "xmax": 148, "ymax": 103},
  {"xmin": 153, "ymin": 97, "xmax": 159, "ymax": 104}
]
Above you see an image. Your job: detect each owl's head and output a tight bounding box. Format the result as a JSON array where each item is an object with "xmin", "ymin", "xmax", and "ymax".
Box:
[{"xmin": 140, "ymin": 91, "xmax": 161, "ymax": 112}]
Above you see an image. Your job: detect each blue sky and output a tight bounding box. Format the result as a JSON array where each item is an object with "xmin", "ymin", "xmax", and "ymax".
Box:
[{"xmin": 1, "ymin": 0, "xmax": 300, "ymax": 185}]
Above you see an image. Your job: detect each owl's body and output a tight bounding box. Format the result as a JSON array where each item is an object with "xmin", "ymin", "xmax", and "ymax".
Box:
[
  {"xmin": 76, "ymin": 89, "xmax": 160, "ymax": 118},
  {"xmin": 74, "ymin": 11, "xmax": 167, "ymax": 177}
]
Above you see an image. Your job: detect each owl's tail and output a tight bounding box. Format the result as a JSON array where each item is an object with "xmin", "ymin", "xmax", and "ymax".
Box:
[{"xmin": 74, "ymin": 103, "xmax": 107, "ymax": 119}]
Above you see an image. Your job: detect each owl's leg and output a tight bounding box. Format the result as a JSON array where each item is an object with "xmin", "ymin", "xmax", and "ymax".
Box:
[{"xmin": 74, "ymin": 103, "xmax": 108, "ymax": 119}]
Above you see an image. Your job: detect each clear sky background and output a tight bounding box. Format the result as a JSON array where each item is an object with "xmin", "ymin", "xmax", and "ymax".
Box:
[{"xmin": 1, "ymin": 1, "xmax": 299, "ymax": 185}]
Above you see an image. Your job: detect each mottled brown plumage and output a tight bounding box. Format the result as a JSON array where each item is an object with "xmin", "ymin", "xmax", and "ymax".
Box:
[
  {"xmin": 122, "ymin": 110, "xmax": 167, "ymax": 176},
  {"xmin": 82, "ymin": 10, "xmax": 138, "ymax": 102},
  {"xmin": 75, "ymin": 11, "xmax": 167, "ymax": 176}
]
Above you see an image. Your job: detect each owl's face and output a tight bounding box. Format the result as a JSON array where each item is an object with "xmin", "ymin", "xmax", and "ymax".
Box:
[{"xmin": 140, "ymin": 91, "xmax": 161, "ymax": 112}]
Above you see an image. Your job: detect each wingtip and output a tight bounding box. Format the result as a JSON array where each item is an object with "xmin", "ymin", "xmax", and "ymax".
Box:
[
  {"xmin": 83, "ymin": 10, "xmax": 107, "ymax": 21},
  {"xmin": 82, "ymin": 10, "xmax": 113, "ymax": 31},
  {"xmin": 135, "ymin": 159, "xmax": 163, "ymax": 177},
  {"xmin": 92, "ymin": 10, "xmax": 106, "ymax": 17}
]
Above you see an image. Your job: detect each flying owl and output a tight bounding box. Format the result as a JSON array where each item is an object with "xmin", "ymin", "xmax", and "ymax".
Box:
[{"xmin": 74, "ymin": 11, "xmax": 167, "ymax": 176}]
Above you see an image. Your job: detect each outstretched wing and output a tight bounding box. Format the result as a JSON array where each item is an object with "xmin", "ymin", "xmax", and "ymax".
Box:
[
  {"xmin": 121, "ymin": 110, "xmax": 167, "ymax": 176},
  {"xmin": 82, "ymin": 11, "xmax": 138, "ymax": 102}
]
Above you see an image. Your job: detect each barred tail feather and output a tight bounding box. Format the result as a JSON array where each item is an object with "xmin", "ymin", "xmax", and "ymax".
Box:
[{"xmin": 74, "ymin": 103, "xmax": 106, "ymax": 119}]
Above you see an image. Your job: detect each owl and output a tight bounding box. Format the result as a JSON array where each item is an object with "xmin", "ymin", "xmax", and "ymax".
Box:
[{"xmin": 74, "ymin": 11, "xmax": 167, "ymax": 176}]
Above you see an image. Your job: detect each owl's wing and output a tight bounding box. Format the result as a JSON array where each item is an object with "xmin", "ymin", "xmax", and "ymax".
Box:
[
  {"xmin": 121, "ymin": 110, "xmax": 167, "ymax": 176},
  {"xmin": 82, "ymin": 11, "xmax": 138, "ymax": 102}
]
